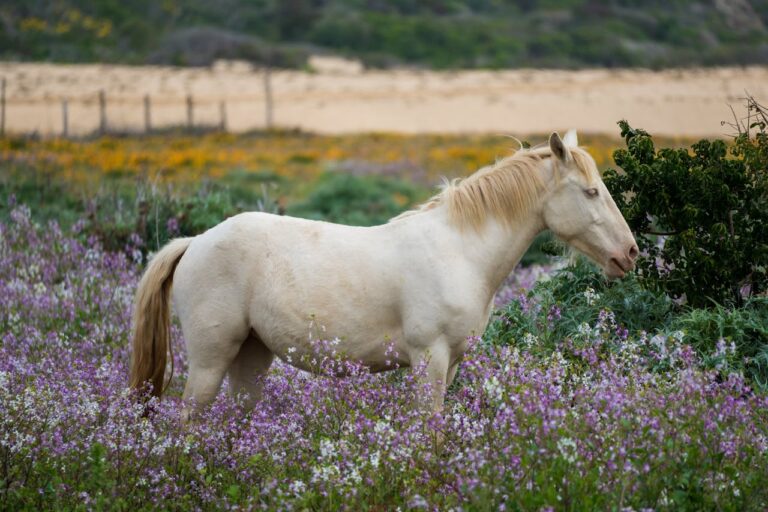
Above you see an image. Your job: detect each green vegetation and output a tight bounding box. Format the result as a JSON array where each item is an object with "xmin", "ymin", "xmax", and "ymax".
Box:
[
  {"xmin": 1, "ymin": 113, "xmax": 765, "ymax": 389},
  {"xmin": 488, "ymin": 98, "xmax": 768, "ymax": 392},
  {"xmin": 0, "ymin": 164, "xmax": 427, "ymax": 256},
  {"xmin": 2, "ymin": 112, "xmax": 768, "ymax": 508},
  {"xmin": 489, "ymin": 258, "xmax": 768, "ymax": 390},
  {"xmin": 287, "ymin": 173, "xmax": 423, "ymax": 226},
  {"xmin": 1, "ymin": 207, "xmax": 767, "ymax": 510},
  {"xmin": 604, "ymin": 103, "xmax": 768, "ymax": 307},
  {"xmin": 3, "ymin": 0, "xmax": 768, "ymax": 68},
  {"xmin": 2, "ymin": 130, "xmax": 644, "ymax": 260}
]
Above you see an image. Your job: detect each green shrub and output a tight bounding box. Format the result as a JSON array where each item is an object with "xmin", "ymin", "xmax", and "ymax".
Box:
[
  {"xmin": 0, "ymin": 167, "xmax": 276, "ymax": 256},
  {"xmin": 670, "ymin": 298, "xmax": 768, "ymax": 388},
  {"xmin": 486, "ymin": 259, "xmax": 768, "ymax": 391},
  {"xmin": 79, "ymin": 180, "xmax": 272, "ymax": 255},
  {"xmin": 603, "ymin": 100, "xmax": 768, "ymax": 307},
  {"xmin": 485, "ymin": 258, "xmax": 674, "ymax": 354},
  {"xmin": 2, "ymin": 164, "xmax": 424, "ymax": 253},
  {"xmin": 7, "ymin": 1, "xmax": 768, "ymax": 69},
  {"xmin": 286, "ymin": 173, "xmax": 423, "ymax": 226},
  {"xmin": 519, "ymin": 232, "xmax": 556, "ymax": 266}
]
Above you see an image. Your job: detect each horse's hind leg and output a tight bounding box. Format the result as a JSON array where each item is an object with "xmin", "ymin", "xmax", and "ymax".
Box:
[
  {"xmin": 227, "ymin": 329, "xmax": 274, "ymax": 409},
  {"xmin": 181, "ymin": 316, "xmax": 248, "ymax": 421}
]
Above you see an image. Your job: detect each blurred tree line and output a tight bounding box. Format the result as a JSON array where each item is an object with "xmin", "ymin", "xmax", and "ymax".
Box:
[{"xmin": 2, "ymin": 0, "xmax": 768, "ymax": 68}]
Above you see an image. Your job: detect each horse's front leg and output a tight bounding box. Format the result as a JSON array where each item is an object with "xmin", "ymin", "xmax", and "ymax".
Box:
[
  {"xmin": 446, "ymin": 358, "xmax": 461, "ymax": 388},
  {"xmin": 409, "ymin": 339, "xmax": 452, "ymax": 413}
]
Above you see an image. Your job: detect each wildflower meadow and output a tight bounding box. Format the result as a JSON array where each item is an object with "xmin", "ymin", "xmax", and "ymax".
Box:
[
  {"xmin": 1, "ymin": 121, "xmax": 767, "ymax": 510},
  {"xmin": 2, "ymin": 200, "xmax": 767, "ymax": 510},
  {"xmin": 3, "ymin": 2, "xmax": 767, "ymax": 509}
]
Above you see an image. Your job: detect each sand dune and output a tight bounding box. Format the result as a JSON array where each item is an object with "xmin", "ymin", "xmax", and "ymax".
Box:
[{"xmin": 1, "ymin": 61, "xmax": 766, "ymax": 137}]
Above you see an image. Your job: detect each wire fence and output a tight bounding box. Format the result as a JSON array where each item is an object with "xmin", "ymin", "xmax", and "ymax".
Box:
[{"xmin": 0, "ymin": 71, "xmax": 275, "ymax": 138}]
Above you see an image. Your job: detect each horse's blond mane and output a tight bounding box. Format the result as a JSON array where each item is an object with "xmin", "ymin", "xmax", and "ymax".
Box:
[{"xmin": 391, "ymin": 145, "xmax": 597, "ymax": 230}]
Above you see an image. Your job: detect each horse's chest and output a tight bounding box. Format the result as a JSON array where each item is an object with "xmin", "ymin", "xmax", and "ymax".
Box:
[
  {"xmin": 403, "ymin": 284, "xmax": 493, "ymax": 344},
  {"xmin": 442, "ymin": 299, "xmax": 493, "ymax": 337}
]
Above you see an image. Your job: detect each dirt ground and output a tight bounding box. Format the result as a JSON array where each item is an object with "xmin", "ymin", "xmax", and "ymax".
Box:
[{"xmin": 1, "ymin": 61, "xmax": 766, "ymax": 137}]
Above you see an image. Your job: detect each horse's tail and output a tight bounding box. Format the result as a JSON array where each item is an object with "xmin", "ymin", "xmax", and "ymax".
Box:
[{"xmin": 129, "ymin": 237, "xmax": 193, "ymax": 399}]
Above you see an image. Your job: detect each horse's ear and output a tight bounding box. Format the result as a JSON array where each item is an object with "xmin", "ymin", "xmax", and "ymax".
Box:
[
  {"xmin": 549, "ymin": 132, "xmax": 571, "ymax": 163},
  {"xmin": 563, "ymin": 129, "xmax": 578, "ymax": 148}
]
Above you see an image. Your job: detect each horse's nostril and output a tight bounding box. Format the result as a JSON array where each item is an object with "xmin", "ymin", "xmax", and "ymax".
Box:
[{"xmin": 628, "ymin": 244, "xmax": 639, "ymax": 260}]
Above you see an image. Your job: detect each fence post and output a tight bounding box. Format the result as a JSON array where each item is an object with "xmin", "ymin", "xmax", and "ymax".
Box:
[
  {"xmin": 98, "ymin": 90, "xmax": 107, "ymax": 135},
  {"xmin": 219, "ymin": 100, "xmax": 227, "ymax": 132},
  {"xmin": 186, "ymin": 95, "xmax": 193, "ymax": 130},
  {"xmin": 144, "ymin": 95, "xmax": 152, "ymax": 133},
  {"xmin": 61, "ymin": 99, "xmax": 68, "ymax": 138},
  {"xmin": 263, "ymin": 66, "xmax": 273, "ymax": 130},
  {"xmin": 1, "ymin": 78, "xmax": 5, "ymax": 136}
]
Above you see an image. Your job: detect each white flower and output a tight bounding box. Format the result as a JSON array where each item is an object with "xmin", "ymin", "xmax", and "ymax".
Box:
[
  {"xmin": 374, "ymin": 416, "xmax": 395, "ymax": 440},
  {"xmin": 549, "ymin": 350, "xmax": 569, "ymax": 369},
  {"xmin": 34, "ymin": 282, "xmax": 47, "ymax": 296},
  {"xmin": 583, "ymin": 287, "xmax": 600, "ymax": 305},
  {"xmin": 289, "ymin": 479, "xmax": 306, "ymax": 496},
  {"xmin": 522, "ymin": 332, "xmax": 538, "ymax": 347},
  {"xmin": 483, "ymin": 376, "xmax": 504, "ymax": 403},
  {"xmin": 311, "ymin": 464, "xmax": 339, "ymax": 483},
  {"xmin": 577, "ymin": 322, "xmax": 593, "ymax": 337},
  {"xmin": 671, "ymin": 330, "xmax": 685, "ymax": 342},
  {"xmin": 319, "ymin": 438, "xmax": 337, "ymax": 459},
  {"xmin": 650, "ymin": 334, "xmax": 667, "ymax": 356},
  {"xmin": 557, "ymin": 437, "xmax": 578, "ymax": 463},
  {"xmin": 408, "ymin": 494, "xmax": 428, "ymax": 509},
  {"xmin": 346, "ymin": 466, "xmax": 362, "ymax": 485}
]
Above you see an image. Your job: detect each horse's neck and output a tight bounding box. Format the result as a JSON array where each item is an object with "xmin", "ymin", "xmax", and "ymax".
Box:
[
  {"xmin": 467, "ymin": 157, "xmax": 556, "ymax": 292},
  {"xmin": 457, "ymin": 211, "xmax": 545, "ymax": 295},
  {"xmin": 392, "ymin": 158, "xmax": 554, "ymax": 298},
  {"xmin": 398, "ymin": 202, "xmax": 544, "ymax": 298}
]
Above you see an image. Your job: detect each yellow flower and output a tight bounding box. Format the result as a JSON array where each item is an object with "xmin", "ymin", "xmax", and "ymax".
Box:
[{"xmin": 20, "ymin": 18, "xmax": 48, "ymax": 33}]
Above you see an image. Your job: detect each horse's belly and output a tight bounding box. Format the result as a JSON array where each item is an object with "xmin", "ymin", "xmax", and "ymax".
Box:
[
  {"xmin": 249, "ymin": 282, "xmax": 407, "ymax": 370},
  {"xmin": 267, "ymin": 336, "xmax": 408, "ymax": 375}
]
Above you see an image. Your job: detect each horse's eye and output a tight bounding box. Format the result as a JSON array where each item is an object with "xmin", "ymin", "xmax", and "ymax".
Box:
[{"xmin": 585, "ymin": 187, "xmax": 599, "ymax": 198}]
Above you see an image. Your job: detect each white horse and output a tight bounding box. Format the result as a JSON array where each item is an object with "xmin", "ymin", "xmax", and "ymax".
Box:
[{"xmin": 129, "ymin": 131, "xmax": 638, "ymax": 417}]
